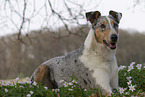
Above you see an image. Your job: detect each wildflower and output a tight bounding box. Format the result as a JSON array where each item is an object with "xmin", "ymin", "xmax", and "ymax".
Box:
[
  {"xmin": 52, "ymin": 89, "xmax": 55, "ymax": 91},
  {"xmin": 119, "ymin": 87, "xmax": 126, "ymax": 94},
  {"xmin": 52, "ymin": 89, "xmax": 60, "ymax": 93},
  {"xmin": 84, "ymin": 89, "xmax": 87, "ymax": 91},
  {"xmin": 5, "ymin": 88, "xmax": 9, "ymax": 92},
  {"xmin": 118, "ymin": 66, "xmax": 126, "ymax": 71},
  {"xmin": 27, "ymin": 94, "xmax": 31, "ymax": 97},
  {"xmin": 32, "ymin": 81, "xmax": 37, "ymax": 86},
  {"xmin": 129, "ymin": 84, "xmax": 135, "ymax": 92},
  {"xmin": 72, "ymin": 80, "xmax": 78, "ymax": 84},
  {"xmin": 71, "ymin": 86, "xmax": 74, "ymax": 88},
  {"xmin": 63, "ymin": 82, "xmax": 68, "ymax": 87},
  {"xmin": 125, "ymin": 92, "xmax": 130, "ymax": 95},
  {"xmin": 56, "ymin": 89, "xmax": 60, "ymax": 92},
  {"xmin": 15, "ymin": 77, "xmax": 19, "ymax": 81},
  {"xmin": 44, "ymin": 87, "xmax": 48, "ymax": 90},
  {"xmin": 59, "ymin": 80, "xmax": 64, "ymax": 83},
  {"xmin": 127, "ymin": 80, "xmax": 132, "ymax": 85},
  {"xmin": 130, "ymin": 62, "xmax": 135, "ymax": 66},
  {"xmin": 136, "ymin": 64, "xmax": 142, "ymax": 70},
  {"xmin": 68, "ymin": 88, "xmax": 73, "ymax": 91},
  {"xmin": 126, "ymin": 76, "xmax": 132, "ymax": 80},
  {"xmin": 30, "ymin": 91, "xmax": 34, "ymax": 95},
  {"xmin": 69, "ymin": 82, "xmax": 73, "ymax": 86},
  {"xmin": 19, "ymin": 86, "xmax": 24, "ymax": 88},
  {"xmin": 127, "ymin": 65, "xmax": 134, "ymax": 72}
]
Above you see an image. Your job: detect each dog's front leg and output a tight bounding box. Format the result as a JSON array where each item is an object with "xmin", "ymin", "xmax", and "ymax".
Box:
[
  {"xmin": 110, "ymin": 66, "xmax": 118, "ymax": 90},
  {"xmin": 92, "ymin": 69, "xmax": 112, "ymax": 94}
]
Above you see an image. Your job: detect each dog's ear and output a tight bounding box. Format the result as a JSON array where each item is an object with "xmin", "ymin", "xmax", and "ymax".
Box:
[
  {"xmin": 86, "ymin": 11, "xmax": 101, "ymax": 24},
  {"xmin": 109, "ymin": 10, "xmax": 122, "ymax": 23}
]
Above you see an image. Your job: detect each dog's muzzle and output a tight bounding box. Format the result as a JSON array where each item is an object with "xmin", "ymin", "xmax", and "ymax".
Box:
[{"xmin": 103, "ymin": 34, "xmax": 118, "ymax": 50}]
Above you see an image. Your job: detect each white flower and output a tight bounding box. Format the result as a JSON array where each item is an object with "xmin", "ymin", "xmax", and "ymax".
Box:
[
  {"xmin": 56, "ymin": 89, "xmax": 60, "ymax": 92},
  {"xmin": 44, "ymin": 87, "xmax": 48, "ymax": 90},
  {"xmin": 126, "ymin": 76, "xmax": 132, "ymax": 80},
  {"xmin": 30, "ymin": 91, "xmax": 34, "ymax": 95},
  {"xmin": 144, "ymin": 66, "xmax": 145, "ymax": 68},
  {"xmin": 32, "ymin": 81, "xmax": 37, "ymax": 86},
  {"xmin": 119, "ymin": 87, "xmax": 126, "ymax": 94},
  {"xmin": 27, "ymin": 94, "xmax": 31, "ymax": 97},
  {"xmin": 69, "ymin": 82, "xmax": 73, "ymax": 86},
  {"xmin": 127, "ymin": 80, "xmax": 132, "ymax": 85},
  {"xmin": 129, "ymin": 84, "xmax": 135, "ymax": 92},
  {"xmin": 5, "ymin": 88, "xmax": 9, "ymax": 92},
  {"xmin": 52, "ymin": 89, "xmax": 60, "ymax": 93},
  {"xmin": 136, "ymin": 64, "xmax": 142, "ymax": 70},
  {"xmin": 52, "ymin": 89, "xmax": 55, "ymax": 91},
  {"xmin": 118, "ymin": 66, "xmax": 127, "ymax": 71},
  {"xmin": 72, "ymin": 80, "xmax": 78, "ymax": 84},
  {"xmin": 15, "ymin": 77, "xmax": 19, "ymax": 81},
  {"xmin": 19, "ymin": 86, "xmax": 24, "ymax": 88},
  {"xmin": 127, "ymin": 65, "xmax": 134, "ymax": 72},
  {"xmin": 63, "ymin": 82, "xmax": 68, "ymax": 87},
  {"xmin": 68, "ymin": 88, "xmax": 73, "ymax": 91},
  {"xmin": 125, "ymin": 92, "xmax": 130, "ymax": 95},
  {"xmin": 130, "ymin": 62, "xmax": 135, "ymax": 66},
  {"xmin": 84, "ymin": 89, "xmax": 87, "ymax": 91},
  {"xmin": 59, "ymin": 80, "xmax": 64, "ymax": 83}
]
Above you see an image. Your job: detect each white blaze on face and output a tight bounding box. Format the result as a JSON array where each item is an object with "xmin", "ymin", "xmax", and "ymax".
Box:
[{"xmin": 106, "ymin": 16, "xmax": 117, "ymax": 35}]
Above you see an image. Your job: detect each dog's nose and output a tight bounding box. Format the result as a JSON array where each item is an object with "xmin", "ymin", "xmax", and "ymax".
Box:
[{"xmin": 110, "ymin": 34, "xmax": 118, "ymax": 42}]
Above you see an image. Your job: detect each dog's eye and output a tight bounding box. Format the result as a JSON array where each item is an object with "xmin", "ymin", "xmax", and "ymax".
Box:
[{"xmin": 100, "ymin": 24, "xmax": 106, "ymax": 29}]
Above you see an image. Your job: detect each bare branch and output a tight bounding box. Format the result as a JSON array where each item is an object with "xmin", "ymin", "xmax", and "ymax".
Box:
[
  {"xmin": 47, "ymin": 0, "xmax": 72, "ymax": 35},
  {"xmin": 18, "ymin": 0, "xmax": 27, "ymax": 40},
  {"xmin": 0, "ymin": 0, "xmax": 101, "ymax": 39}
]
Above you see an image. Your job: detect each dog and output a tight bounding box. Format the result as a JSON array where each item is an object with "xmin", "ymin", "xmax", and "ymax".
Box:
[{"xmin": 31, "ymin": 10, "xmax": 122, "ymax": 94}]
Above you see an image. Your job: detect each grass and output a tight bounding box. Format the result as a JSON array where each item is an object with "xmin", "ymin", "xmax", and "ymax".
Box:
[{"xmin": 0, "ymin": 62, "xmax": 145, "ymax": 97}]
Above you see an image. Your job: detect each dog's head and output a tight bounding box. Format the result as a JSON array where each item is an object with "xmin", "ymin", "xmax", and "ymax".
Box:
[{"xmin": 86, "ymin": 10, "xmax": 122, "ymax": 50}]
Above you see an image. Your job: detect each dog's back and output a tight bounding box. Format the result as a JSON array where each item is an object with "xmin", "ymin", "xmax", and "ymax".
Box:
[{"xmin": 31, "ymin": 45, "xmax": 96, "ymax": 89}]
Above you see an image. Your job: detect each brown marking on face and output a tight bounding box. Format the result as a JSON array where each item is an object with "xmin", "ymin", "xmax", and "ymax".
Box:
[
  {"xmin": 103, "ymin": 21, "xmax": 107, "ymax": 25},
  {"xmin": 95, "ymin": 28, "xmax": 111, "ymax": 44}
]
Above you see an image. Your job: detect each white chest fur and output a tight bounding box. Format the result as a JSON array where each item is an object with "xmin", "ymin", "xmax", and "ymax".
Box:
[{"xmin": 79, "ymin": 47, "xmax": 118, "ymax": 93}]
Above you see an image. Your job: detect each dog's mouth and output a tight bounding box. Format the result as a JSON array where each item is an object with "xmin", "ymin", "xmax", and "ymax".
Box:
[{"xmin": 103, "ymin": 40, "xmax": 117, "ymax": 50}]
